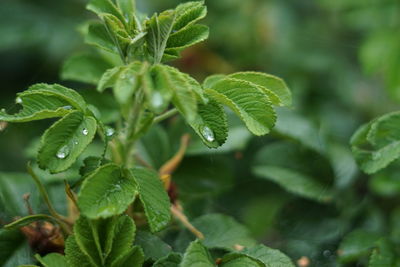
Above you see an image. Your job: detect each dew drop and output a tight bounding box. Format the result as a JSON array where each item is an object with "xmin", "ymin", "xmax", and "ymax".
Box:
[
  {"xmin": 16, "ymin": 97, "xmax": 23, "ymax": 104},
  {"xmin": 106, "ymin": 127, "xmax": 115, "ymax": 137},
  {"xmin": 74, "ymin": 140, "xmax": 79, "ymax": 145},
  {"xmin": 323, "ymin": 250, "xmax": 332, "ymax": 258},
  {"xmin": 62, "ymin": 105, "xmax": 72, "ymax": 110},
  {"xmin": 82, "ymin": 128, "xmax": 89, "ymax": 136},
  {"xmin": 56, "ymin": 145, "xmax": 70, "ymax": 159},
  {"xmin": 201, "ymin": 126, "xmax": 215, "ymax": 142},
  {"xmin": 151, "ymin": 92, "xmax": 163, "ymax": 109}
]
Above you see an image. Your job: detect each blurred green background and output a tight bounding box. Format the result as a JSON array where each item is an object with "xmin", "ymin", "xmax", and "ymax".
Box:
[{"xmin": 1, "ymin": 0, "xmax": 400, "ymax": 266}]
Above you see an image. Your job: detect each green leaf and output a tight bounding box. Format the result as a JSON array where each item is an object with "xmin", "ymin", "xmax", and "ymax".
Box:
[
  {"xmin": 73, "ymin": 216, "xmax": 104, "ymax": 266},
  {"xmin": 0, "ymin": 172, "xmax": 37, "ymax": 218},
  {"xmin": 129, "ymin": 167, "xmax": 171, "ymax": 232},
  {"xmin": 113, "ymin": 61, "xmax": 143, "ymax": 104},
  {"xmin": 173, "ymin": 156, "xmax": 233, "ymax": 195},
  {"xmin": 192, "ymin": 214, "xmax": 256, "ymax": 250},
  {"xmin": 166, "ymin": 24, "xmax": 209, "ymax": 51},
  {"xmin": 351, "ymin": 111, "xmax": 400, "ymax": 174},
  {"xmin": 146, "ymin": 10, "xmax": 176, "ymax": 64},
  {"xmin": 252, "ymin": 165, "xmax": 333, "ymax": 203},
  {"xmin": 116, "ymin": 0, "xmax": 136, "ymax": 23},
  {"xmin": 87, "ymin": 0, "xmax": 126, "ymax": 24},
  {"xmin": 153, "ymin": 253, "xmax": 182, "ymax": 267},
  {"xmin": 173, "ymin": 1, "xmax": 207, "ymax": 32},
  {"xmin": 4, "ymin": 214, "xmax": 57, "ymax": 230},
  {"xmin": 97, "ymin": 66, "xmax": 124, "ymax": 92},
  {"xmin": 221, "ymin": 256, "xmax": 262, "ymax": 267},
  {"xmin": 188, "ymin": 100, "xmax": 228, "ymax": 148},
  {"xmin": 106, "ymin": 215, "xmax": 137, "ymax": 266},
  {"xmin": 145, "ymin": 1, "xmax": 208, "ymax": 63},
  {"xmin": 181, "ymin": 240, "xmax": 215, "ymax": 267},
  {"xmin": 101, "ymin": 13, "xmax": 131, "ymax": 55},
  {"xmin": 0, "ymin": 83, "xmax": 86, "ymax": 123},
  {"xmin": 229, "ymin": 72, "xmax": 291, "ymax": 107},
  {"xmin": 148, "ymin": 64, "xmax": 198, "ymax": 121},
  {"xmin": 27, "ymin": 83, "xmax": 87, "ymax": 111},
  {"xmin": 368, "ymin": 239, "xmax": 395, "ymax": 267},
  {"xmin": 327, "ymin": 144, "xmax": 358, "ymax": 189},
  {"xmin": 338, "ymin": 230, "xmax": 380, "ymax": 263},
  {"xmin": 61, "ymin": 52, "xmax": 113, "ymax": 85},
  {"xmin": 38, "ymin": 111, "xmax": 97, "ymax": 173},
  {"xmin": 162, "ymin": 1, "xmax": 208, "ymax": 62},
  {"xmin": 78, "ymin": 164, "xmax": 138, "ymax": 219},
  {"xmin": 274, "ymin": 108, "xmax": 325, "ymax": 153},
  {"xmin": 142, "ymin": 66, "xmax": 171, "ymax": 114},
  {"xmin": 35, "ymin": 253, "xmax": 67, "ymax": 267},
  {"xmin": 205, "ymin": 78, "xmax": 276, "ymax": 135},
  {"xmin": 134, "ymin": 230, "xmax": 172, "ymax": 261},
  {"xmin": 0, "ymin": 229, "xmax": 25, "ymax": 266},
  {"xmin": 111, "ymin": 246, "xmax": 144, "ymax": 267},
  {"xmin": 223, "ymin": 245, "xmax": 295, "ymax": 267},
  {"xmin": 65, "ymin": 236, "xmax": 93, "ymax": 267},
  {"xmin": 186, "ymin": 121, "xmax": 252, "ymax": 155},
  {"xmin": 203, "ymin": 74, "xmax": 226, "ymax": 89},
  {"xmin": 79, "ymin": 156, "xmax": 107, "ymax": 177},
  {"xmin": 71, "ymin": 215, "xmax": 137, "ymax": 267},
  {"xmin": 85, "ymin": 22, "xmax": 119, "ymax": 54},
  {"xmin": 136, "ymin": 124, "xmax": 171, "ymax": 169}
]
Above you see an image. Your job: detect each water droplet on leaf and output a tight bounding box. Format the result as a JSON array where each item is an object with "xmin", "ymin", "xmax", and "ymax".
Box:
[
  {"xmin": 16, "ymin": 97, "xmax": 23, "ymax": 104},
  {"xmin": 151, "ymin": 92, "xmax": 163, "ymax": 109},
  {"xmin": 62, "ymin": 105, "xmax": 72, "ymax": 110},
  {"xmin": 56, "ymin": 145, "xmax": 70, "ymax": 159},
  {"xmin": 106, "ymin": 127, "xmax": 115, "ymax": 137},
  {"xmin": 201, "ymin": 126, "xmax": 215, "ymax": 142},
  {"xmin": 323, "ymin": 250, "xmax": 331, "ymax": 258},
  {"xmin": 82, "ymin": 128, "xmax": 89, "ymax": 136}
]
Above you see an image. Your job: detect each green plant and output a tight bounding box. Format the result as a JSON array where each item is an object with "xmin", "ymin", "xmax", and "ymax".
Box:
[{"xmin": 0, "ymin": 0, "xmax": 295, "ymax": 266}]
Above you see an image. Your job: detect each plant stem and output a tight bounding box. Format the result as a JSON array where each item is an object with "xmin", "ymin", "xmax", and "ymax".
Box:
[
  {"xmin": 153, "ymin": 108, "xmax": 178, "ymax": 124},
  {"xmin": 27, "ymin": 163, "xmax": 72, "ymax": 234},
  {"xmin": 171, "ymin": 204, "xmax": 204, "ymax": 240},
  {"xmin": 123, "ymin": 90, "xmax": 144, "ymax": 167}
]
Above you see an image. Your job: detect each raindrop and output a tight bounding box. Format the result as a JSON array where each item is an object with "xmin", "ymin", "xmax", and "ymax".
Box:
[
  {"xmin": 82, "ymin": 128, "xmax": 89, "ymax": 136},
  {"xmin": 56, "ymin": 145, "xmax": 70, "ymax": 159},
  {"xmin": 323, "ymin": 250, "xmax": 331, "ymax": 258},
  {"xmin": 106, "ymin": 127, "xmax": 115, "ymax": 137},
  {"xmin": 74, "ymin": 140, "xmax": 79, "ymax": 145},
  {"xmin": 151, "ymin": 92, "xmax": 163, "ymax": 108},
  {"xmin": 62, "ymin": 105, "xmax": 72, "ymax": 110},
  {"xmin": 16, "ymin": 97, "xmax": 23, "ymax": 104},
  {"xmin": 201, "ymin": 126, "xmax": 215, "ymax": 142}
]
